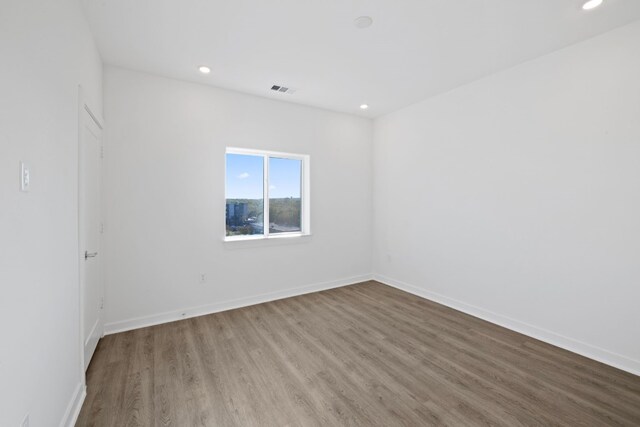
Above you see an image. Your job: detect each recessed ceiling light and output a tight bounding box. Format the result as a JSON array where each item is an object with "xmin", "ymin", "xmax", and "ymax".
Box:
[
  {"xmin": 354, "ymin": 16, "xmax": 373, "ymax": 29},
  {"xmin": 582, "ymin": 0, "xmax": 603, "ymax": 10},
  {"xmin": 198, "ymin": 66, "xmax": 211, "ymax": 74},
  {"xmin": 360, "ymin": 104, "xmax": 369, "ymax": 110}
]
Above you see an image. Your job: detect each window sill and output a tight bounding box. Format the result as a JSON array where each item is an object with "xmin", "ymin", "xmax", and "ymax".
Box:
[{"xmin": 223, "ymin": 233, "xmax": 312, "ymax": 249}]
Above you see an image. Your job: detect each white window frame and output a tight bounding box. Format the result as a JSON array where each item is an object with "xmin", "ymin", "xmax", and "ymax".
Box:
[{"xmin": 224, "ymin": 147, "xmax": 311, "ymax": 241}]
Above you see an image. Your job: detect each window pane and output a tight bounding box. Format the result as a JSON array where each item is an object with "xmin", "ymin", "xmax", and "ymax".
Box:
[
  {"xmin": 226, "ymin": 154, "xmax": 264, "ymax": 236},
  {"xmin": 269, "ymin": 157, "xmax": 302, "ymax": 234}
]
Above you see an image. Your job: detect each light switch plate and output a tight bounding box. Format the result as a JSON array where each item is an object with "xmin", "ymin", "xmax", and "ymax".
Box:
[{"xmin": 20, "ymin": 162, "xmax": 30, "ymax": 192}]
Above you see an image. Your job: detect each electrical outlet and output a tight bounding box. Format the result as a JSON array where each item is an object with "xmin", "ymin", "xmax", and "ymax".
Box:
[
  {"xmin": 199, "ymin": 273, "xmax": 206, "ymax": 283},
  {"xmin": 20, "ymin": 162, "xmax": 30, "ymax": 192},
  {"xmin": 21, "ymin": 413, "xmax": 29, "ymax": 427}
]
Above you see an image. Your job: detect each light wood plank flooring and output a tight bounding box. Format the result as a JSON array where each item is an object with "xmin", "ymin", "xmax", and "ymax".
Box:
[{"xmin": 77, "ymin": 281, "xmax": 640, "ymax": 426}]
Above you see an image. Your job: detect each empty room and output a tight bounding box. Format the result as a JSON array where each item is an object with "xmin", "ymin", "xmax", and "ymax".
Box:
[{"xmin": 2, "ymin": 0, "xmax": 640, "ymax": 425}]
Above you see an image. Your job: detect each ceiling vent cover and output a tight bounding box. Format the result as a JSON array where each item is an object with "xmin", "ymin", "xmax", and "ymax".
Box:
[{"xmin": 271, "ymin": 85, "xmax": 296, "ymax": 94}]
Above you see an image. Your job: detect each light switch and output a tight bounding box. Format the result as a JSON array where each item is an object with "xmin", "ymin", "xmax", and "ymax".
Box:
[{"xmin": 20, "ymin": 162, "xmax": 30, "ymax": 192}]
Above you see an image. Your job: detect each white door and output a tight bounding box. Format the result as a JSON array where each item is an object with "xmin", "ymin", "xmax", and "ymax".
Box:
[{"xmin": 79, "ymin": 106, "xmax": 104, "ymax": 370}]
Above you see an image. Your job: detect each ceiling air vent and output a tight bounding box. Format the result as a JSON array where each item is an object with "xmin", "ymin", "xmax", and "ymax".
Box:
[{"xmin": 271, "ymin": 85, "xmax": 296, "ymax": 94}]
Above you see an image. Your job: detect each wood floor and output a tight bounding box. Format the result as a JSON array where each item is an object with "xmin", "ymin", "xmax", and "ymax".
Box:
[{"xmin": 77, "ymin": 281, "xmax": 640, "ymax": 426}]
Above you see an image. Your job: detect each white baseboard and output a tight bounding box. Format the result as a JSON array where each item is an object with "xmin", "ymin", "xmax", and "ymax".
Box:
[
  {"xmin": 374, "ymin": 273, "xmax": 640, "ymax": 377},
  {"xmin": 104, "ymin": 274, "xmax": 373, "ymax": 335},
  {"xmin": 59, "ymin": 382, "xmax": 86, "ymax": 427}
]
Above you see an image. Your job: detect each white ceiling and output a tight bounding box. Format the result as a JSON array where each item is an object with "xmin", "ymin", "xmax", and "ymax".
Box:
[{"xmin": 81, "ymin": 0, "xmax": 640, "ymax": 118}]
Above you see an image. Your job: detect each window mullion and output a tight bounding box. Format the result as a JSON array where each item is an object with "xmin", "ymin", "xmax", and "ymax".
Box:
[{"xmin": 263, "ymin": 155, "xmax": 269, "ymax": 238}]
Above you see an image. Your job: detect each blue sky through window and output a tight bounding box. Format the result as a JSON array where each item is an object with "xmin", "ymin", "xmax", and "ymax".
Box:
[
  {"xmin": 226, "ymin": 154, "xmax": 263, "ymax": 199},
  {"xmin": 226, "ymin": 154, "xmax": 301, "ymax": 199},
  {"xmin": 269, "ymin": 157, "xmax": 301, "ymax": 199}
]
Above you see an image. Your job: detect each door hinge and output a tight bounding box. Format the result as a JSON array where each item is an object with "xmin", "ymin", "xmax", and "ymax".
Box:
[{"xmin": 100, "ymin": 222, "xmax": 104, "ymax": 234}]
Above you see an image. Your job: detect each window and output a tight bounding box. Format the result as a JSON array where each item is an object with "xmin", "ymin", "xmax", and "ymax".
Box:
[{"xmin": 225, "ymin": 148, "xmax": 310, "ymax": 240}]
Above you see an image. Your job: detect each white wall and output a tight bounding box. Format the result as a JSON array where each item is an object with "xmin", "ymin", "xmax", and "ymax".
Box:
[
  {"xmin": 0, "ymin": 0, "xmax": 103, "ymax": 426},
  {"xmin": 373, "ymin": 21, "xmax": 640, "ymax": 375},
  {"xmin": 103, "ymin": 67, "xmax": 372, "ymax": 331}
]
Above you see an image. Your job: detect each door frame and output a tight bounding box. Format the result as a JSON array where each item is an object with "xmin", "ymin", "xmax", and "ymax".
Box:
[{"xmin": 77, "ymin": 85, "xmax": 104, "ymax": 383}]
